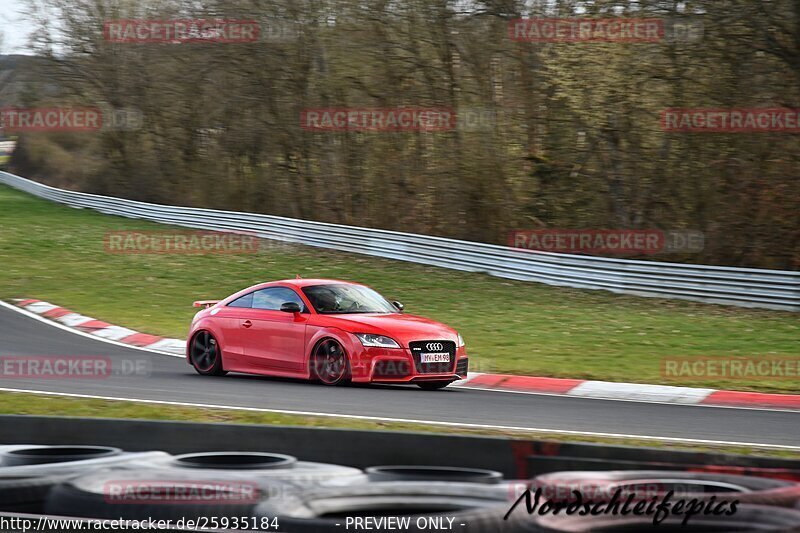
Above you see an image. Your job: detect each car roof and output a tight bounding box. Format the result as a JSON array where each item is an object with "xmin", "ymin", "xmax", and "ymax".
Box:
[
  {"xmin": 252, "ymin": 278, "xmax": 362, "ymax": 290},
  {"xmin": 219, "ymin": 278, "xmax": 368, "ymax": 305}
]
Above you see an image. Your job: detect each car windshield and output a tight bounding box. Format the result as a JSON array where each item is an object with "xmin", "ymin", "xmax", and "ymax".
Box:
[{"xmin": 302, "ymin": 284, "xmax": 397, "ymax": 314}]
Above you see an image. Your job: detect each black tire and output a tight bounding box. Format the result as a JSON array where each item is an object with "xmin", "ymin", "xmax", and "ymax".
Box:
[
  {"xmin": 531, "ymin": 503, "xmax": 800, "ymax": 532},
  {"xmin": 0, "ymin": 451, "xmax": 171, "ymax": 513},
  {"xmin": 171, "ymin": 452, "xmax": 297, "ymax": 470},
  {"xmin": 147, "ymin": 452, "xmax": 366, "ymax": 485},
  {"xmin": 531, "ymin": 470, "xmax": 793, "ymax": 504},
  {"xmin": 0, "ymin": 474, "xmax": 74, "ymax": 513},
  {"xmin": 44, "ymin": 469, "xmax": 294, "ymax": 522},
  {"xmin": 366, "ymin": 466, "xmax": 503, "ymax": 484},
  {"xmin": 189, "ymin": 331, "xmax": 227, "ymax": 376},
  {"xmin": 0, "ymin": 451, "xmax": 170, "ymax": 476},
  {"xmin": 310, "ymin": 339, "xmax": 350, "ymax": 386},
  {"xmin": 416, "ymin": 380, "xmax": 452, "ymax": 390},
  {"xmin": 0, "ymin": 446, "xmax": 121, "ymax": 467},
  {"xmin": 253, "ymin": 482, "xmax": 523, "ymax": 532},
  {"xmin": 736, "ymin": 484, "xmax": 800, "ymax": 507}
]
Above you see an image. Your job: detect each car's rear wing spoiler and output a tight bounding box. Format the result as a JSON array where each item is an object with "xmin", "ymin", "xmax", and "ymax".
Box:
[{"xmin": 193, "ymin": 300, "xmax": 221, "ymax": 309}]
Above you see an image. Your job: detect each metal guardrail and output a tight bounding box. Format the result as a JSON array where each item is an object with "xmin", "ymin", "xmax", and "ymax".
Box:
[{"xmin": 2, "ymin": 171, "xmax": 798, "ymax": 311}]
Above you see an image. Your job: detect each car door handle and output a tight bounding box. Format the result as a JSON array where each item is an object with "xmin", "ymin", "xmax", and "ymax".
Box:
[{"xmin": 242, "ymin": 320, "xmax": 252, "ymax": 328}]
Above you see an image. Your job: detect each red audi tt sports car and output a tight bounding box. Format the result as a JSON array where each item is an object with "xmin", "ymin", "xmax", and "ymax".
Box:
[{"xmin": 186, "ymin": 279, "xmax": 468, "ymax": 390}]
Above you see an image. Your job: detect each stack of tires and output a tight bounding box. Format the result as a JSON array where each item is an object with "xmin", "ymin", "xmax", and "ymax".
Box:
[
  {"xmin": 253, "ymin": 465, "xmax": 515, "ymax": 532},
  {"xmin": 517, "ymin": 470, "xmax": 800, "ymax": 532},
  {"xmin": 44, "ymin": 451, "xmax": 365, "ymax": 523},
  {"xmin": 0, "ymin": 447, "xmax": 518, "ymax": 532},
  {"xmin": 1, "ymin": 445, "xmax": 800, "ymax": 531},
  {"xmin": 0, "ymin": 445, "xmax": 171, "ymax": 514}
]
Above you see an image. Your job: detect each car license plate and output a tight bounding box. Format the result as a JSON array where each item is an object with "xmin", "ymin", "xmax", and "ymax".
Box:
[{"xmin": 421, "ymin": 353, "xmax": 450, "ymax": 363}]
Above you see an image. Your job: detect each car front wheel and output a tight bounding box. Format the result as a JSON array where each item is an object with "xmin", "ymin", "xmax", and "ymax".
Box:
[{"xmin": 311, "ymin": 339, "xmax": 351, "ymax": 386}]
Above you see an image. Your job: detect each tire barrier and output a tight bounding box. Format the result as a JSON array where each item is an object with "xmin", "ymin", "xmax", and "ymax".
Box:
[
  {"xmin": 0, "ymin": 447, "xmax": 171, "ymax": 514},
  {"xmin": 170, "ymin": 452, "xmax": 297, "ymax": 470},
  {"xmin": 44, "ymin": 469, "xmax": 297, "ymax": 523},
  {"xmin": 530, "ymin": 470, "xmax": 797, "ymax": 505},
  {"xmin": 0, "ymin": 448, "xmax": 170, "ymax": 477},
  {"xmin": 252, "ymin": 482, "xmax": 515, "ymax": 532},
  {"xmin": 144, "ymin": 451, "xmax": 367, "ymax": 485},
  {"xmin": 1, "ymin": 444, "xmax": 799, "ymax": 531},
  {"xmin": 43, "ymin": 451, "xmax": 367, "ymax": 522},
  {"xmin": 365, "ymin": 466, "xmax": 504, "ymax": 484},
  {"xmin": 528, "ymin": 454, "xmax": 800, "ymax": 483}
]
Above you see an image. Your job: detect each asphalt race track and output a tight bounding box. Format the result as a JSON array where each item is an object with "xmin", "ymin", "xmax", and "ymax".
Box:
[{"xmin": 1, "ymin": 304, "xmax": 798, "ymax": 448}]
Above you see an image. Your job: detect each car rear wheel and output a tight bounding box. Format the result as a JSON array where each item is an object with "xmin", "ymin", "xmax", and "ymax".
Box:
[
  {"xmin": 311, "ymin": 339, "xmax": 350, "ymax": 386},
  {"xmin": 416, "ymin": 380, "xmax": 452, "ymax": 390},
  {"xmin": 190, "ymin": 331, "xmax": 227, "ymax": 376}
]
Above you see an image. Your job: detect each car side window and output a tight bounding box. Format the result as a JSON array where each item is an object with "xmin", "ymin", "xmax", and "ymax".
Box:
[
  {"xmin": 252, "ymin": 287, "xmax": 306, "ymax": 312},
  {"xmin": 227, "ymin": 292, "xmax": 253, "ymax": 308}
]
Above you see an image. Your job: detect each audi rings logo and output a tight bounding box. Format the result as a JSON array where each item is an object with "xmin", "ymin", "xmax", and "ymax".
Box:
[{"xmin": 426, "ymin": 342, "xmax": 444, "ymax": 352}]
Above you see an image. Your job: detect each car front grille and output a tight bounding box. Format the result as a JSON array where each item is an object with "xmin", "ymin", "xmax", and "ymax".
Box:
[{"xmin": 409, "ymin": 340, "xmax": 457, "ymax": 374}]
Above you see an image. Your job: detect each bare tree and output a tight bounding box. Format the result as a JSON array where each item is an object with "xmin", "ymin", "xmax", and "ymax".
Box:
[{"xmin": 9, "ymin": 0, "xmax": 799, "ymax": 268}]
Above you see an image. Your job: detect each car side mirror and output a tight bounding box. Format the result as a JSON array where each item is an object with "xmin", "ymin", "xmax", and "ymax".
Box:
[
  {"xmin": 280, "ymin": 302, "xmax": 302, "ymax": 313},
  {"xmin": 392, "ymin": 301, "xmax": 404, "ymax": 312}
]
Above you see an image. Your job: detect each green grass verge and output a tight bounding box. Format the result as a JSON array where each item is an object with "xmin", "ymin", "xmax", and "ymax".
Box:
[
  {"xmin": 1, "ymin": 184, "xmax": 798, "ymax": 392},
  {"xmin": 1, "ymin": 391, "xmax": 797, "ymax": 459}
]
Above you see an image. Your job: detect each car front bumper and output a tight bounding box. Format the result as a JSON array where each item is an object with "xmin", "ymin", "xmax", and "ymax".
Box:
[{"xmin": 349, "ymin": 344, "xmax": 468, "ymax": 383}]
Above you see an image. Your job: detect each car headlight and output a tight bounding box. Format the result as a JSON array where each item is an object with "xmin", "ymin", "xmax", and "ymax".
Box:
[
  {"xmin": 355, "ymin": 333, "xmax": 401, "ymax": 349},
  {"xmin": 457, "ymin": 333, "xmax": 465, "ymax": 347}
]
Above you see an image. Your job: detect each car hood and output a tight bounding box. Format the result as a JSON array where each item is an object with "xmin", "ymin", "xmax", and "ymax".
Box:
[{"xmin": 314, "ymin": 313, "xmax": 458, "ymax": 346}]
